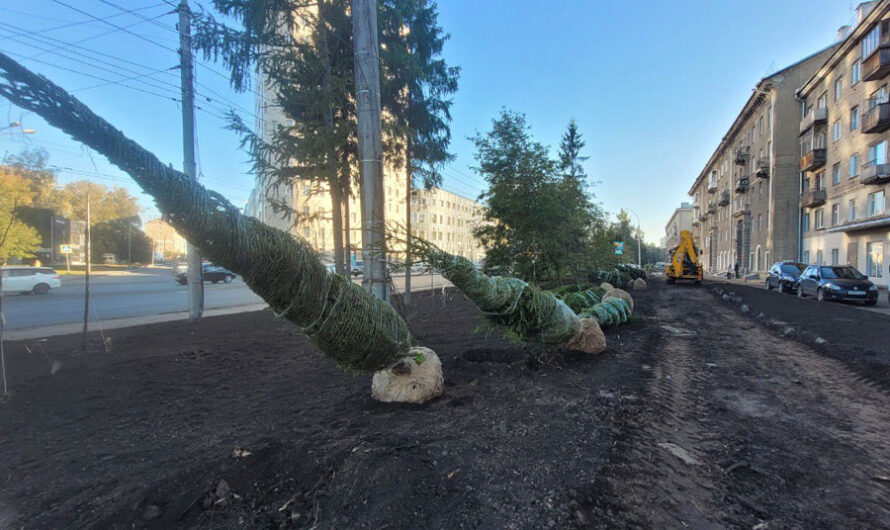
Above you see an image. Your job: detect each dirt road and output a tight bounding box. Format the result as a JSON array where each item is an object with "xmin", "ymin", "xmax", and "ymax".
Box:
[
  {"xmin": 1, "ymin": 282, "xmax": 889, "ymax": 528},
  {"xmin": 584, "ymin": 284, "xmax": 890, "ymax": 528}
]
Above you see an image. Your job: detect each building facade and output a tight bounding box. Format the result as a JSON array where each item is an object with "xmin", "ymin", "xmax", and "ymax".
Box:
[
  {"xmin": 144, "ymin": 219, "xmax": 188, "ymax": 259},
  {"xmin": 688, "ymin": 45, "xmax": 838, "ymax": 276},
  {"xmin": 410, "ymin": 187, "xmax": 486, "ymax": 263},
  {"xmin": 798, "ymin": 1, "xmax": 890, "ymax": 287},
  {"xmin": 664, "ymin": 202, "xmax": 694, "ymax": 250}
]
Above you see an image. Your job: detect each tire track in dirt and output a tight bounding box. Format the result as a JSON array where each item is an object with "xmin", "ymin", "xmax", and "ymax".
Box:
[{"xmin": 582, "ymin": 283, "xmax": 890, "ymax": 529}]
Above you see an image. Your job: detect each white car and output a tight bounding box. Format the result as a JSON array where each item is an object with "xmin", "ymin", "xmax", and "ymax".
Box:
[{"xmin": 1, "ymin": 266, "xmax": 62, "ymax": 295}]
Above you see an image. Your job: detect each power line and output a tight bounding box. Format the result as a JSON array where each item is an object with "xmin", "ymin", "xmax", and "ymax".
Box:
[
  {"xmin": 0, "ymin": 3, "xmax": 169, "ymax": 41},
  {"xmin": 49, "ymin": 0, "xmax": 179, "ymax": 54}
]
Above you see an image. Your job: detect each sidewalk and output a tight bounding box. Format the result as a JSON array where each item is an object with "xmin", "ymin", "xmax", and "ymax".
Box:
[{"xmin": 706, "ymin": 272, "xmax": 890, "ymax": 316}]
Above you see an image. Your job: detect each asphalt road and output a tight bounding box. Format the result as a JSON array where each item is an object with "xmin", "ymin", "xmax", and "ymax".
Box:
[{"xmin": 1, "ymin": 267, "xmax": 452, "ymax": 330}]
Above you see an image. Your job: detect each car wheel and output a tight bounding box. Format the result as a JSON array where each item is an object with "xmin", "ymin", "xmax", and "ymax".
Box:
[
  {"xmin": 224, "ymin": 275, "xmax": 233, "ymax": 284},
  {"xmin": 816, "ymin": 288, "xmax": 825, "ymax": 302},
  {"xmin": 798, "ymin": 286, "xmax": 806, "ymax": 298},
  {"xmin": 32, "ymin": 283, "xmax": 50, "ymax": 295},
  {"xmin": 766, "ymin": 279, "xmax": 773, "ymax": 290}
]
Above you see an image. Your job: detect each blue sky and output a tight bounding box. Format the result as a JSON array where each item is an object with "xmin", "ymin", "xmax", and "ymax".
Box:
[{"xmin": 1, "ymin": 0, "xmax": 857, "ymax": 243}]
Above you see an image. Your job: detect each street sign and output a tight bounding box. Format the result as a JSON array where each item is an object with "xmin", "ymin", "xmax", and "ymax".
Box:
[
  {"xmin": 613, "ymin": 241, "xmax": 624, "ymax": 255},
  {"xmin": 60, "ymin": 245, "xmax": 72, "ymax": 254}
]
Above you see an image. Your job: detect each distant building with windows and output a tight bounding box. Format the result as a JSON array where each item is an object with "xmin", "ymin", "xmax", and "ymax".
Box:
[
  {"xmin": 797, "ymin": 0, "xmax": 890, "ymax": 286},
  {"xmin": 664, "ymin": 202, "xmax": 694, "ymax": 250},
  {"xmin": 410, "ymin": 187, "xmax": 486, "ymax": 263},
  {"xmin": 144, "ymin": 219, "xmax": 187, "ymax": 259}
]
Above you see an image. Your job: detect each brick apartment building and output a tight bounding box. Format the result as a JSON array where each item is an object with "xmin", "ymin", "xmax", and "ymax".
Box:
[
  {"xmin": 688, "ymin": 45, "xmax": 837, "ymax": 276},
  {"xmin": 797, "ymin": 0, "xmax": 890, "ymax": 287}
]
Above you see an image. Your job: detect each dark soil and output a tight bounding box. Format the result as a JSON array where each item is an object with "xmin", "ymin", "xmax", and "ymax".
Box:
[
  {"xmin": 2, "ymin": 282, "xmax": 889, "ymax": 529},
  {"xmin": 709, "ymin": 280, "xmax": 890, "ymax": 389}
]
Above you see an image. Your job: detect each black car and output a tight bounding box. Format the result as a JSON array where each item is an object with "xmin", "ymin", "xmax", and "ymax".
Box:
[
  {"xmin": 175, "ymin": 264, "xmax": 236, "ymax": 285},
  {"xmin": 796, "ymin": 265, "xmax": 878, "ymax": 305},
  {"xmin": 765, "ymin": 261, "xmax": 807, "ymax": 293}
]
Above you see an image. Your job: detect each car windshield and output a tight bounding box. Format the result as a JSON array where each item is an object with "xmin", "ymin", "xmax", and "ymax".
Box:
[
  {"xmin": 781, "ymin": 264, "xmax": 805, "ymax": 274},
  {"xmin": 820, "ymin": 266, "xmax": 866, "ymax": 280}
]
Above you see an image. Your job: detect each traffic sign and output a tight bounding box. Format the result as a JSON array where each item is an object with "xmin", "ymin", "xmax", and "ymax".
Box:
[
  {"xmin": 613, "ymin": 241, "xmax": 624, "ymax": 255},
  {"xmin": 60, "ymin": 244, "xmax": 72, "ymax": 254}
]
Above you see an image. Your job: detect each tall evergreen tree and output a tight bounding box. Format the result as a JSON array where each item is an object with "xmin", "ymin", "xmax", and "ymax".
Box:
[
  {"xmin": 378, "ymin": 0, "xmax": 459, "ymax": 304},
  {"xmin": 558, "ymin": 119, "xmax": 588, "ymax": 183}
]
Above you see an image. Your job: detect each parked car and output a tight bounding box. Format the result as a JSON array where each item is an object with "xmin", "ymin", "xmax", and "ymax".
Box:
[
  {"xmin": 1, "ymin": 266, "xmax": 61, "ymax": 295},
  {"xmin": 410, "ymin": 261, "xmax": 429, "ymax": 274},
  {"xmin": 766, "ymin": 261, "xmax": 807, "ymax": 293},
  {"xmin": 796, "ymin": 265, "xmax": 878, "ymax": 305},
  {"xmin": 175, "ymin": 263, "xmax": 236, "ymax": 285},
  {"xmin": 351, "ymin": 261, "xmax": 363, "ymax": 276},
  {"xmin": 101, "ymin": 253, "xmax": 117, "ymax": 265}
]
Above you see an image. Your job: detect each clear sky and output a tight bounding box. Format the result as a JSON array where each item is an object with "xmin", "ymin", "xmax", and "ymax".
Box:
[{"xmin": 1, "ymin": 0, "xmax": 858, "ymax": 243}]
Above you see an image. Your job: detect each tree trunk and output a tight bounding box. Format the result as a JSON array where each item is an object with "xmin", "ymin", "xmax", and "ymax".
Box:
[
  {"xmin": 344, "ymin": 194, "xmax": 351, "ymax": 268},
  {"xmin": 319, "ymin": 0, "xmax": 346, "ymax": 274},
  {"xmin": 404, "ymin": 149, "xmax": 412, "ymax": 306}
]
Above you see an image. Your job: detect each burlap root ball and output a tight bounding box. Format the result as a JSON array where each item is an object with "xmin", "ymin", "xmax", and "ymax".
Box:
[
  {"xmin": 603, "ymin": 288, "xmax": 634, "ymax": 313},
  {"xmin": 631, "ymin": 278, "xmax": 647, "ymax": 291},
  {"xmin": 600, "ymin": 282, "xmax": 615, "ymax": 291},
  {"xmin": 371, "ymin": 347, "xmax": 443, "ymax": 404},
  {"xmin": 563, "ymin": 317, "xmax": 606, "ymax": 354}
]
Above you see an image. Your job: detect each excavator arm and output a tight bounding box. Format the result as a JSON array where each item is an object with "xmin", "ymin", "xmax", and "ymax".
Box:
[{"xmin": 666, "ymin": 230, "xmax": 703, "ymax": 285}]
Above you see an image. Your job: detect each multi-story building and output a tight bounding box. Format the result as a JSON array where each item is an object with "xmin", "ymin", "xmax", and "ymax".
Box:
[
  {"xmin": 144, "ymin": 218, "xmax": 188, "ymax": 259},
  {"xmin": 798, "ymin": 0, "xmax": 890, "ymax": 286},
  {"xmin": 664, "ymin": 202, "xmax": 694, "ymax": 250},
  {"xmin": 688, "ymin": 45, "xmax": 838, "ymax": 276},
  {"xmin": 410, "ymin": 187, "xmax": 486, "ymax": 263}
]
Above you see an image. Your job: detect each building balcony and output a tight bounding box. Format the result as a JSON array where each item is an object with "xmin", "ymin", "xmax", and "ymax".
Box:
[
  {"xmin": 699, "ymin": 211, "xmax": 709, "ymax": 221},
  {"xmin": 801, "ymin": 188, "xmax": 827, "ymax": 208},
  {"xmin": 799, "ymin": 107, "xmax": 828, "ymax": 135},
  {"xmin": 732, "ymin": 205, "xmax": 749, "ymax": 218},
  {"xmin": 692, "ymin": 218, "xmax": 700, "ymax": 227},
  {"xmin": 754, "ymin": 157, "xmax": 769, "ymax": 179},
  {"xmin": 718, "ymin": 189, "xmax": 730, "ymax": 206},
  {"xmin": 707, "ymin": 202, "xmax": 716, "ymax": 214},
  {"xmin": 862, "ymin": 161, "xmax": 890, "ymax": 185},
  {"xmin": 800, "ymin": 148, "xmax": 827, "ymax": 172},
  {"xmin": 734, "ymin": 146, "xmax": 750, "ymax": 166},
  {"xmin": 863, "ymin": 44, "xmax": 890, "ymax": 82},
  {"xmin": 734, "ymin": 176, "xmax": 749, "ymax": 194},
  {"xmin": 861, "ymin": 101, "xmax": 890, "ymax": 133}
]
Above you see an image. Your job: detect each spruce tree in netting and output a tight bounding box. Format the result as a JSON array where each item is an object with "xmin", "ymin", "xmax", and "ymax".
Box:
[{"xmin": 0, "ymin": 52, "xmax": 444, "ymax": 404}]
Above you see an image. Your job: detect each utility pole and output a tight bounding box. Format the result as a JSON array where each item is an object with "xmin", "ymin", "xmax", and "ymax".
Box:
[
  {"xmin": 179, "ymin": 0, "xmax": 203, "ymax": 320},
  {"xmin": 81, "ymin": 189, "xmax": 91, "ymax": 351},
  {"xmin": 1, "ymin": 258, "xmax": 7, "ymax": 398},
  {"xmin": 352, "ymin": 0, "xmax": 388, "ymax": 301}
]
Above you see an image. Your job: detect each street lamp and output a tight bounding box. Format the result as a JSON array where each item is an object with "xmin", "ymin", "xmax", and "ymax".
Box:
[
  {"xmin": 1, "ymin": 121, "xmax": 35, "ymax": 134},
  {"xmin": 623, "ymin": 208, "xmax": 643, "ymax": 267}
]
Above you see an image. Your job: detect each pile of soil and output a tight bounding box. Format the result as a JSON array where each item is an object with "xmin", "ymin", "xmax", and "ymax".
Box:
[{"xmin": 0, "ymin": 288, "xmax": 657, "ymax": 529}]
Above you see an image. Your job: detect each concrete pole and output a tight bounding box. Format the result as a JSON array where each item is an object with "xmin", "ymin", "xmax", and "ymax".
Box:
[
  {"xmin": 81, "ymin": 190, "xmax": 90, "ymax": 351},
  {"xmin": 352, "ymin": 0, "xmax": 388, "ymax": 300},
  {"xmin": 179, "ymin": 0, "xmax": 204, "ymax": 320},
  {"xmin": 0, "ymin": 258, "xmax": 7, "ymax": 397}
]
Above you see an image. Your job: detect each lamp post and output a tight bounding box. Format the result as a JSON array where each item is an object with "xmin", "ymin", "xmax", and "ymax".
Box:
[{"xmin": 1, "ymin": 121, "xmax": 35, "ymax": 134}]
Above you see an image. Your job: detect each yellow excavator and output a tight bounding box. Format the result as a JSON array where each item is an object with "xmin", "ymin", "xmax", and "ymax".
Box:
[{"xmin": 666, "ymin": 230, "xmax": 703, "ymax": 285}]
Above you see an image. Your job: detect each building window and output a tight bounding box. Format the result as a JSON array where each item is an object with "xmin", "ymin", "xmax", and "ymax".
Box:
[
  {"xmin": 852, "ymin": 59, "xmax": 861, "ymax": 85},
  {"xmin": 419, "ymin": 212, "xmax": 424, "ymax": 222},
  {"xmin": 817, "ymin": 249, "xmax": 824, "ymax": 265},
  {"xmin": 803, "ymin": 250, "xmax": 810, "ymax": 264},
  {"xmin": 867, "ymin": 241, "xmax": 884, "ymax": 278},
  {"xmin": 759, "ymin": 115, "xmax": 764, "ymax": 136},
  {"xmin": 835, "ymin": 77, "xmax": 843, "ymax": 101},
  {"xmin": 831, "ymin": 248, "xmax": 839, "ymax": 265},
  {"xmin": 757, "ymin": 214, "xmax": 762, "ymax": 232},
  {"xmin": 850, "ymin": 154, "xmax": 860, "ymax": 177},
  {"xmin": 803, "ymin": 212, "xmax": 810, "ymax": 232},
  {"xmin": 867, "ymin": 190, "xmax": 885, "ymax": 216},
  {"xmin": 863, "ymin": 23, "xmax": 882, "ymax": 59},
  {"xmin": 868, "ymin": 139, "xmax": 888, "ymax": 165},
  {"xmin": 814, "ymin": 171, "xmax": 824, "ymax": 190},
  {"xmin": 849, "ymin": 199, "xmax": 856, "ymax": 221},
  {"xmin": 818, "ymin": 92, "xmax": 828, "ymax": 109},
  {"xmin": 851, "ymin": 106, "xmax": 860, "ymax": 130},
  {"xmin": 832, "ymin": 121, "xmax": 841, "ymax": 142},
  {"xmin": 832, "ymin": 163, "xmax": 841, "ymax": 185},
  {"xmin": 815, "ymin": 209, "xmax": 824, "ymax": 229},
  {"xmin": 831, "ymin": 204, "xmax": 839, "ymax": 226}
]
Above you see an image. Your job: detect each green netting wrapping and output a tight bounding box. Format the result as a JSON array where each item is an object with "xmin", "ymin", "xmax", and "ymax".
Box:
[
  {"xmin": 0, "ymin": 52, "xmax": 412, "ymax": 372},
  {"xmin": 409, "ymin": 239, "xmax": 581, "ymax": 345},
  {"xmin": 579, "ymin": 297, "xmax": 632, "ymax": 328},
  {"xmin": 549, "ymin": 284, "xmax": 605, "ymax": 314}
]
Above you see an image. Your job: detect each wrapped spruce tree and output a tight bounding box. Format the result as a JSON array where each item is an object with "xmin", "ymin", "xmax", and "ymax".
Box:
[{"xmin": 0, "ymin": 52, "xmax": 442, "ymax": 404}]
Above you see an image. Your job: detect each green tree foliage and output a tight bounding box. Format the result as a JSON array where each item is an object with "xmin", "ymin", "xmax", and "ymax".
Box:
[
  {"xmin": 473, "ymin": 111, "xmax": 598, "ymax": 283},
  {"xmin": 0, "ymin": 167, "xmax": 40, "ymax": 262},
  {"xmin": 54, "ymin": 180, "xmax": 141, "ymax": 226},
  {"xmin": 90, "ymin": 216, "xmax": 152, "ymax": 263}
]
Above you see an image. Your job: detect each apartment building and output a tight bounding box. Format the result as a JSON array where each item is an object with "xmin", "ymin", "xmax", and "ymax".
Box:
[
  {"xmin": 144, "ymin": 219, "xmax": 187, "ymax": 259},
  {"xmin": 410, "ymin": 187, "xmax": 486, "ymax": 263},
  {"xmin": 688, "ymin": 45, "xmax": 838, "ymax": 275},
  {"xmin": 798, "ymin": 1, "xmax": 890, "ymax": 287},
  {"xmin": 664, "ymin": 202, "xmax": 694, "ymax": 250}
]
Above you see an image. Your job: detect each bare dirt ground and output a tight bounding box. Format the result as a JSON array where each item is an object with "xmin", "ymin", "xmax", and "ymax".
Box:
[{"xmin": 1, "ymin": 282, "xmax": 889, "ymax": 529}]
